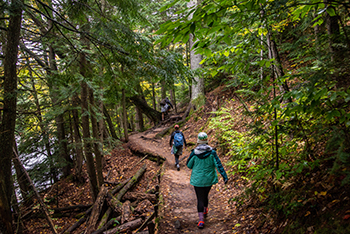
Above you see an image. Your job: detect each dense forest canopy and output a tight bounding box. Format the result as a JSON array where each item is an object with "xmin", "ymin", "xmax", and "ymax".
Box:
[{"xmin": 1, "ymin": 0, "xmax": 350, "ymax": 233}]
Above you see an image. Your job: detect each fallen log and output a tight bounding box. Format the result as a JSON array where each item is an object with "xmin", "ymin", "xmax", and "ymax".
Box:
[
  {"xmin": 122, "ymin": 192, "xmax": 156, "ymax": 203},
  {"xmin": 62, "ymin": 179, "xmax": 127, "ymax": 234},
  {"xmin": 52, "ymin": 204, "xmax": 92, "ymax": 213},
  {"xmin": 103, "ymin": 218, "xmax": 143, "ymax": 234},
  {"xmin": 121, "ymin": 200, "xmax": 132, "ymax": 224},
  {"xmin": 127, "ymin": 142, "xmax": 166, "ymax": 163},
  {"xmin": 84, "ymin": 185, "xmax": 109, "ymax": 234},
  {"xmin": 116, "ymin": 163, "xmax": 147, "ymax": 201},
  {"xmin": 92, "ymin": 216, "xmax": 121, "ymax": 234},
  {"xmin": 96, "ymin": 178, "xmax": 132, "ymax": 229}
]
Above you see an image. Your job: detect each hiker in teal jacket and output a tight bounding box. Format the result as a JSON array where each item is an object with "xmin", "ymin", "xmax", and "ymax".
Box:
[{"xmin": 186, "ymin": 132, "xmax": 228, "ymax": 229}]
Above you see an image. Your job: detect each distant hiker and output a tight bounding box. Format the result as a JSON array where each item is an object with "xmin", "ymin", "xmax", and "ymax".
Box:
[
  {"xmin": 160, "ymin": 97, "xmax": 173, "ymax": 121},
  {"xmin": 169, "ymin": 125, "xmax": 187, "ymax": 171},
  {"xmin": 186, "ymin": 132, "xmax": 228, "ymax": 229}
]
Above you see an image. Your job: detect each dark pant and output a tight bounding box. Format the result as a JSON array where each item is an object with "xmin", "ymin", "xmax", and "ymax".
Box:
[{"xmin": 194, "ymin": 186, "xmax": 212, "ymax": 212}]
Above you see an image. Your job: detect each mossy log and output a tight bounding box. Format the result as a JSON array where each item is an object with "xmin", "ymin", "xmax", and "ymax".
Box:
[
  {"xmin": 84, "ymin": 185, "xmax": 108, "ymax": 234},
  {"xmin": 103, "ymin": 218, "xmax": 143, "ymax": 234}
]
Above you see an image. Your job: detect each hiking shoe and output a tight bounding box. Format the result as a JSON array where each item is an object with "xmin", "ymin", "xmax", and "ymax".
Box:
[
  {"xmin": 203, "ymin": 207, "xmax": 208, "ymax": 217},
  {"xmin": 176, "ymin": 164, "xmax": 180, "ymax": 171},
  {"xmin": 197, "ymin": 221, "xmax": 204, "ymax": 229}
]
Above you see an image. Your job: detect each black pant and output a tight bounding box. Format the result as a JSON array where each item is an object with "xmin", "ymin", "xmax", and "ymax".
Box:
[{"xmin": 194, "ymin": 186, "xmax": 212, "ymax": 212}]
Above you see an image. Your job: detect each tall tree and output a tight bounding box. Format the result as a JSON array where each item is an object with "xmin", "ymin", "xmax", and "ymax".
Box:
[
  {"xmin": 0, "ymin": 0, "xmax": 23, "ymax": 232},
  {"xmin": 187, "ymin": 0, "xmax": 204, "ymax": 107}
]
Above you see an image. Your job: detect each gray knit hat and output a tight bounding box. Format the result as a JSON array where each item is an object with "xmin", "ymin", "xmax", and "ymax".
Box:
[{"xmin": 197, "ymin": 132, "xmax": 208, "ymax": 144}]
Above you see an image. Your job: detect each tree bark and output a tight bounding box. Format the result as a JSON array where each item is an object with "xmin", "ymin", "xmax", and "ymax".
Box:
[
  {"xmin": 103, "ymin": 105, "xmax": 118, "ymax": 140},
  {"xmin": 71, "ymin": 94, "xmax": 84, "ymax": 182},
  {"xmin": 89, "ymin": 87, "xmax": 104, "ymax": 187},
  {"xmin": 81, "ymin": 79, "xmax": 99, "ymax": 201},
  {"xmin": 122, "ymin": 88, "xmax": 129, "ymax": 142},
  {"xmin": 0, "ymin": 0, "xmax": 23, "ymax": 232},
  {"xmin": 188, "ymin": 0, "xmax": 204, "ymax": 105}
]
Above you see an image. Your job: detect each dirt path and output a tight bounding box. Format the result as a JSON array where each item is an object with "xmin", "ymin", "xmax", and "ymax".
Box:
[{"xmin": 129, "ymin": 126, "xmax": 234, "ymax": 234}]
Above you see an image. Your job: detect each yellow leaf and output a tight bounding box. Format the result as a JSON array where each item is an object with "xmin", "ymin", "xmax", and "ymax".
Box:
[{"xmin": 320, "ymin": 191, "xmax": 327, "ymax": 196}]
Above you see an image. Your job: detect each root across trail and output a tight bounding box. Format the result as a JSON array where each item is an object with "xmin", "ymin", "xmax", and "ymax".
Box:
[{"xmin": 128, "ymin": 125, "xmax": 235, "ymax": 233}]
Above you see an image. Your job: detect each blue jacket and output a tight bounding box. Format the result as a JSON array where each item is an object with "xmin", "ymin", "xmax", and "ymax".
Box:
[{"xmin": 186, "ymin": 144, "xmax": 228, "ymax": 187}]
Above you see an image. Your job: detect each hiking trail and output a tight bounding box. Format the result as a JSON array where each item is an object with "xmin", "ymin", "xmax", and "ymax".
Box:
[{"xmin": 129, "ymin": 124, "xmax": 236, "ymax": 234}]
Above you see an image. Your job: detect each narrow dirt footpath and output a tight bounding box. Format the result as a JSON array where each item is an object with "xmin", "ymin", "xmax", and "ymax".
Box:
[{"xmin": 129, "ymin": 126, "xmax": 235, "ymax": 234}]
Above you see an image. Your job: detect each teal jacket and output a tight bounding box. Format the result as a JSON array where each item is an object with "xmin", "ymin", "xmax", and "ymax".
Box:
[{"xmin": 186, "ymin": 144, "xmax": 228, "ymax": 187}]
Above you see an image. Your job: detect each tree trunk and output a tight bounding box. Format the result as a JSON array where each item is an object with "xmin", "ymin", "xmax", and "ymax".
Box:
[
  {"xmin": 0, "ymin": 0, "xmax": 22, "ymax": 232},
  {"xmin": 103, "ymin": 105, "xmax": 119, "ymax": 140},
  {"xmin": 89, "ymin": 87, "xmax": 104, "ymax": 187},
  {"xmin": 151, "ymin": 82, "xmax": 157, "ymax": 111},
  {"xmin": 81, "ymin": 80, "xmax": 99, "ymax": 201},
  {"xmin": 122, "ymin": 88, "xmax": 129, "ymax": 142},
  {"xmin": 188, "ymin": 0, "xmax": 204, "ymax": 106},
  {"xmin": 161, "ymin": 80, "xmax": 166, "ymax": 100},
  {"xmin": 170, "ymin": 86, "xmax": 177, "ymax": 113},
  {"xmin": 135, "ymin": 106, "xmax": 144, "ymax": 131},
  {"xmin": 71, "ymin": 94, "xmax": 84, "ymax": 181},
  {"xmin": 48, "ymin": 45, "xmax": 72, "ymax": 179}
]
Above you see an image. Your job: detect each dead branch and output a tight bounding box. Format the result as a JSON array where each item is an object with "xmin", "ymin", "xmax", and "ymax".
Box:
[{"xmin": 13, "ymin": 148, "xmax": 58, "ymax": 234}]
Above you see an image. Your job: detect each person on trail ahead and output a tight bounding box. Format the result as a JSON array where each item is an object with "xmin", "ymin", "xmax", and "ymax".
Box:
[
  {"xmin": 186, "ymin": 132, "xmax": 228, "ymax": 229},
  {"xmin": 169, "ymin": 124, "xmax": 187, "ymax": 171},
  {"xmin": 160, "ymin": 97, "xmax": 173, "ymax": 121}
]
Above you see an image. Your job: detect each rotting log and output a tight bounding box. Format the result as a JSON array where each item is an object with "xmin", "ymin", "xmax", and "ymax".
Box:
[
  {"xmin": 116, "ymin": 164, "xmax": 147, "ymax": 201},
  {"xmin": 97, "ymin": 179, "xmax": 131, "ymax": 228},
  {"xmin": 53, "ymin": 204, "xmax": 92, "ymax": 213},
  {"xmin": 92, "ymin": 216, "xmax": 121, "ymax": 234},
  {"xmin": 103, "ymin": 218, "xmax": 143, "ymax": 234},
  {"xmin": 121, "ymin": 200, "xmax": 131, "ymax": 224},
  {"xmin": 127, "ymin": 142, "xmax": 166, "ymax": 163},
  {"xmin": 106, "ymin": 192, "xmax": 122, "ymax": 214},
  {"xmin": 122, "ymin": 192, "xmax": 156, "ymax": 203},
  {"xmin": 84, "ymin": 185, "xmax": 108, "ymax": 234}
]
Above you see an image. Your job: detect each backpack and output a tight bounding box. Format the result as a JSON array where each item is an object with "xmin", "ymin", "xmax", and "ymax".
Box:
[{"xmin": 174, "ymin": 132, "xmax": 184, "ymax": 148}]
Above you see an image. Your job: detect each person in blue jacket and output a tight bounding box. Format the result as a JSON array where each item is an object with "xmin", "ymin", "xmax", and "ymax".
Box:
[
  {"xmin": 169, "ymin": 125, "xmax": 187, "ymax": 171},
  {"xmin": 186, "ymin": 132, "xmax": 228, "ymax": 229}
]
